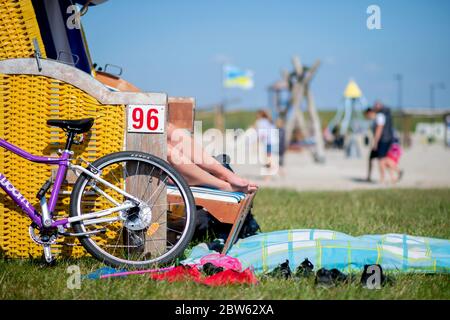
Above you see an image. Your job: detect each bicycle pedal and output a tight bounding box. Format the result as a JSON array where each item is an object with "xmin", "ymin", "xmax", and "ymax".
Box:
[{"xmin": 43, "ymin": 245, "xmax": 54, "ymax": 264}]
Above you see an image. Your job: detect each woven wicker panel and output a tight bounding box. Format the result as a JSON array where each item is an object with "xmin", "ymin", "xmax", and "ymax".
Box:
[
  {"xmin": 0, "ymin": 74, "xmax": 125, "ymax": 258},
  {"xmin": 0, "ymin": 0, "xmax": 46, "ymax": 60}
]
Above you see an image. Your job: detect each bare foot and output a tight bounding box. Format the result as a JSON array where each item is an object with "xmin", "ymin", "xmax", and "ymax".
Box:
[
  {"xmin": 216, "ymin": 170, "xmax": 258, "ymax": 193},
  {"xmin": 224, "ymin": 172, "xmax": 258, "ymax": 191},
  {"xmin": 249, "ymin": 181, "xmax": 258, "ymax": 189},
  {"xmin": 221, "ymin": 181, "xmax": 257, "ymax": 194},
  {"xmin": 223, "ymin": 172, "xmax": 250, "ymax": 188}
]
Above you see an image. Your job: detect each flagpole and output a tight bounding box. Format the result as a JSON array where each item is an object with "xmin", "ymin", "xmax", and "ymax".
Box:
[
  {"xmin": 216, "ymin": 62, "xmax": 225, "ymax": 131},
  {"xmin": 221, "ymin": 62, "xmax": 225, "ymax": 107}
]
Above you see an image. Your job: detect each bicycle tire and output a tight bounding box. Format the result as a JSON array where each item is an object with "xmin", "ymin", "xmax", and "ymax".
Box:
[{"xmin": 69, "ymin": 151, "xmax": 196, "ymax": 268}]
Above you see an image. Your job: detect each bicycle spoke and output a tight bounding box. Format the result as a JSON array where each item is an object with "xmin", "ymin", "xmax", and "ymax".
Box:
[
  {"xmin": 103, "ymin": 244, "xmax": 142, "ymax": 248},
  {"xmin": 135, "ymin": 160, "xmax": 140, "ymax": 177},
  {"xmin": 151, "ymin": 201, "xmax": 186, "ymax": 207},
  {"xmin": 127, "ymin": 228, "xmax": 131, "ymax": 259},
  {"xmin": 142, "ymin": 237, "xmax": 174, "ymax": 246},
  {"xmin": 140, "ymin": 166, "xmax": 155, "ymax": 200},
  {"xmin": 153, "ymin": 205, "xmax": 186, "ymax": 223},
  {"xmin": 112, "ymin": 224, "xmax": 125, "ymax": 259},
  {"xmin": 123, "ymin": 162, "xmax": 130, "ymax": 182},
  {"xmin": 109, "ymin": 168, "xmax": 122, "ymax": 186},
  {"xmin": 146, "ymin": 235, "xmax": 163, "ymax": 258},
  {"xmin": 167, "ymin": 227, "xmax": 182, "ymax": 235},
  {"xmin": 147, "ymin": 176, "xmax": 169, "ymax": 208}
]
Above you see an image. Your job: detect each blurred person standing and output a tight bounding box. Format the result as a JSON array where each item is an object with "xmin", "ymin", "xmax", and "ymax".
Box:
[
  {"xmin": 364, "ymin": 101, "xmax": 398, "ymax": 183},
  {"xmin": 254, "ymin": 110, "xmax": 276, "ymax": 180},
  {"xmin": 275, "ymin": 118, "xmax": 286, "ymax": 177}
]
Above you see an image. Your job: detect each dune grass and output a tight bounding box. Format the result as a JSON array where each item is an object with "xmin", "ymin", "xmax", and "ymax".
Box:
[{"xmin": 0, "ymin": 188, "xmax": 449, "ymax": 300}]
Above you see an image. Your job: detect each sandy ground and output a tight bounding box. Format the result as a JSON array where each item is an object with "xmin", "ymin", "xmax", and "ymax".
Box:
[{"xmin": 232, "ymin": 137, "xmax": 450, "ymax": 191}]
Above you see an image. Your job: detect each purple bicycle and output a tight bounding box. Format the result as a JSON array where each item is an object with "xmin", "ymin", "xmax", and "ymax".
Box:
[{"xmin": 0, "ymin": 118, "xmax": 196, "ymax": 268}]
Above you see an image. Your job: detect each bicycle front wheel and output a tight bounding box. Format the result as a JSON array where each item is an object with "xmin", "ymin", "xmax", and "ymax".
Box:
[{"xmin": 69, "ymin": 151, "xmax": 196, "ymax": 268}]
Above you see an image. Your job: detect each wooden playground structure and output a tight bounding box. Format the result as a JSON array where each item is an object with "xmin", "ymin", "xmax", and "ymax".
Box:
[
  {"xmin": 325, "ymin": 79, "xmax": 368, "ymax": 158},
  {"xmin": 268, "ymin": 56, "xmax": 325, "ymax": 163}
]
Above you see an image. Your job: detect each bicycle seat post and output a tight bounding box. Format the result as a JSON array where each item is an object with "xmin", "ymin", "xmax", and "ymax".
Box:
[{"xmin": 64, "ymin": 131, "xmax": 77, "ymax": 151}]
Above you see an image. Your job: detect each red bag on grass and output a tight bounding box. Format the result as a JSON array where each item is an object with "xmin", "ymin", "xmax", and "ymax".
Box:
[
  {"xmin": 149, "ymin": 266, "xmax": 202, "ymax": 282},
  {"xmin": 149, "ymin": 265, "xmax": 258, "ymax": 286},
  {"xmin": 201, "ymin": 268, "xmax": 258, "ymax": 287}
]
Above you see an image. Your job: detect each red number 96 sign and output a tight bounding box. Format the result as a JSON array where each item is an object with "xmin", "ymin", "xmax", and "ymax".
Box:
[{"xmin": 127, "ymin": 105, "xmax": 165, "ymax": 133}]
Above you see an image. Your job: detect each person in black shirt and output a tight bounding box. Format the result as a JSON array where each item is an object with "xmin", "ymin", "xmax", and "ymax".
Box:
[{"xmin": 364, "ymin": 101, "xmax": 394, "ymax": 183}]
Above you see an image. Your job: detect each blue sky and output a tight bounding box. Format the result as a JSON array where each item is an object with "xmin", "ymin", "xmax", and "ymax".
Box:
[{"xmin": 82, "ymin": 0, "xmax": 450, "ymax": 110}]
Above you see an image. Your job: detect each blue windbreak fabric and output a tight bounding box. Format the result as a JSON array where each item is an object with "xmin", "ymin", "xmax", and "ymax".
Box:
[{"xmin": 182, "ymin": 229, "xmax": 450, "ymax": 275}]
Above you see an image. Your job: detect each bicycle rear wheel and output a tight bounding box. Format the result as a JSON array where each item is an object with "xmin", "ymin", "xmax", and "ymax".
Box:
[{"xmin": 69, "ymin": 151, "xmax": 196, "ymax": 268}]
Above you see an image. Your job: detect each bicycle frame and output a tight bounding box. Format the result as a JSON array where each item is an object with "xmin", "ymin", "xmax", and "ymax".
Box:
[{"xmin": 0, "ymin": 138, "xmax": 135, "ymax": 230}]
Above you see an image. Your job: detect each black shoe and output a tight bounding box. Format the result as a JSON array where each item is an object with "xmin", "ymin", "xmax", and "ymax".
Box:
[
  {"xmin": 330, "ymin": 268, "xmax": 348, "ymax": 282},
  {"xmin": 315, "ymin": 268, "xmax": 348, "ymax": 287},
  {"xmin": 202, "ymin": 262, "xmax": 224, "ymax": 276},
  {"xmin": 207, "ymin": 239, "xmax": 225, "ymax": 252},
  {"xmin": 315, "ymin": 268, "xmax": 334, "ymax": 287},
  {"xmin": 239, "ymin": 212, "xmax": 261, "ymax": 239},
  {"xmin": 269, "ymin": 260, "xmax": 292, "ymax": 279},
  {"xmin": 294, "ymin": 258, "xmax": 314, "ymax": 278}
]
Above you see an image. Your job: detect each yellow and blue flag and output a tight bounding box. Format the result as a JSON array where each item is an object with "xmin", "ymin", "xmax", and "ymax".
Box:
[{"xmin": 223, "ymin": 65, "xmax": 254, "ymax": 90}]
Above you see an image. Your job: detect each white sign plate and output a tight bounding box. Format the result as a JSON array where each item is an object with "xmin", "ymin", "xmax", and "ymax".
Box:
[{"xmin": 127, "ymin": 105, "xmax": 165, "ymax": 133}]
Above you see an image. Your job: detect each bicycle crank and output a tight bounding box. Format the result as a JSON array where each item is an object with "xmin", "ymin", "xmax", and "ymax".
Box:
[{"xmin": 29, "ymin": 224, "xmax": 58, "ymax": 264}]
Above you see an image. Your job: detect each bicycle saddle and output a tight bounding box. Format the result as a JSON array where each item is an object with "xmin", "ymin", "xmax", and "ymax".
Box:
[{"xmin": 47, "ymin": 118, "xmax": 94, "ymax": 133}]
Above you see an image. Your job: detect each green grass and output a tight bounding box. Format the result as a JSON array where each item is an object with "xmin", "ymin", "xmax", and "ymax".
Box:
[
  {"xmin": 1, "ymin": 188, "xmax": 449, "ymax": 299},
  {"xmin": 195, "ymin": 109, "xmax": 442, "ymax": 133},
  {"xmin": 195, "ymin": 109, "xmax": 337, "ymax": 134}
]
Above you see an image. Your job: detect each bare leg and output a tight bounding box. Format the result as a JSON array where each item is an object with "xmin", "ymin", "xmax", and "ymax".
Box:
[
  {"xmin": 367, "ymin": 157, "xmax": 373, "ymax": 181},
  {"xmin": 387, "ymin": 166, "xmax": 396, "ymax": 183},
  {"xmin": 168, "ymin": 145, "xmax": 255, "ymax": 193},
  {"xmin": 378, "ymin": 158, "xmax": 386, "ymax": 184},
  {"xmin": 168, "ymin": 123, "xmax": 257, "ymax": 191},
  {"xmin": 385, "ymin": 158, "xmax": 401, "ymax": 183},
  {"xmin": 264, "ymin": 154, "xmax": 273, "ymax": 182}
]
